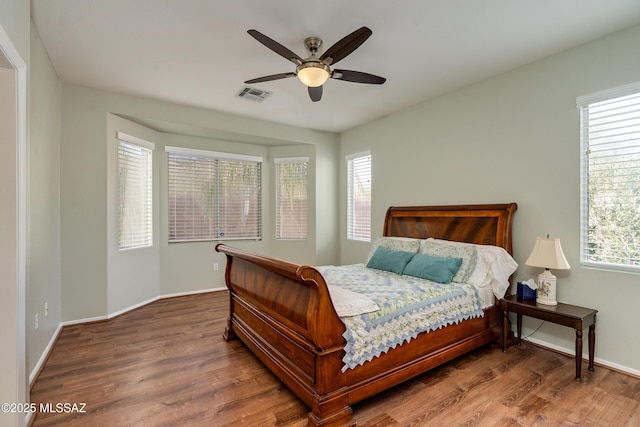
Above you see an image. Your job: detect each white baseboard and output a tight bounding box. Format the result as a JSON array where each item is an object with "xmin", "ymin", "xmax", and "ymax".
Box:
[
  {"xmin": 525, "ymin": 336, "xmax": 640, "ymax": 378},
  {"xmin": 29, "ymin": 287, "xmax": 227, "ymax": 387},
  {"xmin": 28, "ymin": 322, "xmax": 63, "ymax": 386}
]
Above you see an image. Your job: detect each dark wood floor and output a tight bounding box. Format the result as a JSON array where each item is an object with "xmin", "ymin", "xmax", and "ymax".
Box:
[{"xmin": 30, "ymin": 291, "xmax": 640, "ymax": 426}]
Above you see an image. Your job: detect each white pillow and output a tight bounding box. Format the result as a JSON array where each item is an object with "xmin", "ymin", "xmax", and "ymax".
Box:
[
  {"xmin": 477, "ymin": 245, "xmax": 518, "ymax": 299},
  {"xmin": 328, "ymin": 285, "xmax": 380, "ymax": 317},
  {"xmin": 466, "ymin": 250, "xmax": 493, "ymax": 288}
]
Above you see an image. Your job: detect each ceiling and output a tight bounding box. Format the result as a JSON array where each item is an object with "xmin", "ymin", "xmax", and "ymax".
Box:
[{"xmin": 31, "ymin": 0, "xmax": 640, "ymax": 134}]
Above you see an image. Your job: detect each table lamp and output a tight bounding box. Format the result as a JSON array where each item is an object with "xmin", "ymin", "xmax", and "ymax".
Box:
[{"xmin": 525, "ymin": 235, "xmax": 571, "ymax": 305}]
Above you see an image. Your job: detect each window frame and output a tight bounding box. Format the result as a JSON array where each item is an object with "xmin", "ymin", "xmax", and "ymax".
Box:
[
  {"xmin": 346, "ymin": 151, "xmax": 372, "ymax": 242},
  {"xmin": 165, "ymin": 146, "xmax": 262, "ymax": 243},
  {"xmin": 275, "ymin": 157, "xmax": 309, "ymax": 240},
  {"xmin": 578, "ymin": 81, "xmax": 640, "ymax": 273},
  {"xmin": 116, "ymin": 132, "xmax": 154, "ymax": 251}
]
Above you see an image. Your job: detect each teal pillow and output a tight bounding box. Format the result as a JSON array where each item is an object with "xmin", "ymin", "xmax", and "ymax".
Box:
[
  {"xmin": 403, "ymin": 253, "xmax": 463, "ymax": 284},
  {"xmin": 366, "ymin": 247, "xmax": 416, "ymax": 275},
  {"xmin": 420, "ymin": 240, "xmax": 478, "ymax": 283}
]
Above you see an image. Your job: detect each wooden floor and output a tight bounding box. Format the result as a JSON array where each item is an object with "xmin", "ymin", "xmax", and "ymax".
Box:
[{"xmin": 31, "ymin": 291, "xmax": 640, "ymax": 426}]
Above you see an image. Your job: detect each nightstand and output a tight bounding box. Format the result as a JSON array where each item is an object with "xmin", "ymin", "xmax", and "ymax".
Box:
[{"xmin": 501, "ymin": 294, "xmax": 597, "ymax": 381}]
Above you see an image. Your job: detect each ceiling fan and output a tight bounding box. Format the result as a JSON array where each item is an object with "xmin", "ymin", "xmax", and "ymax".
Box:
[{"xmin": 244, "ymin": 26, "xmax": 386, "ymax": 102}]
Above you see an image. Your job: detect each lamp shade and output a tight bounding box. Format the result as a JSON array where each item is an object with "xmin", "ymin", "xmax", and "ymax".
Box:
[
  {"xmin": 297, "ymin": 61, "xmax": 330, "ymax": 87},
  {"xmin": 525, "ymin": 237, "xmax": 571, "ymax": 270}
]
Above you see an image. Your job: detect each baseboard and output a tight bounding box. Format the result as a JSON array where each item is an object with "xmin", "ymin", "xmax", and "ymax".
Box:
[
  {"xmin": 29, "ymin": 287, "xmax": 227, "ymax": 388},
  {"xmin": 28, "ymin": 322, "xmax": 63, "ymax": 387},
  {"xmin": 525, "ymin": 336, "xmax": 640, "ymax": 379}
]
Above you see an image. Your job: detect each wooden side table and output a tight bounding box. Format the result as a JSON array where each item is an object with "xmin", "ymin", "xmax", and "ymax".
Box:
[{"xmin": 501, "ymin": 294, "xmax": 597, "ymax": 381}]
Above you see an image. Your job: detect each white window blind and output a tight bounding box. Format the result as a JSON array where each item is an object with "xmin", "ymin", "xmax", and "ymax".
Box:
[
  {"xmin": 275, "ymin": 157, "xmax": 308, "ymax": 240},
  {"xmin": 117, "ymin": 132, "xmax": 154, "ymax": 250},
  {"xmin": 166, "ymin": 146, "xmax": 262, "ymax": 242},
  {"xmin": 346, "ymin": 151, "xmax": 371, "ymax": 242},
  {"xmin": 578, "ymin": 82, "xmax": 640, "ymax": 272}
]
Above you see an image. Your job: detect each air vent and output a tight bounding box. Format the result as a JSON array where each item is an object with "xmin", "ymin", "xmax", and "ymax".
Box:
[{"xmin": 237, "ymin": 86, "xmax": 272, "ymax": 102}]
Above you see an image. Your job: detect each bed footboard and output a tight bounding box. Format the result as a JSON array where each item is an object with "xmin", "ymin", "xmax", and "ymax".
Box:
[{"xmin": 215, "ymin": 244, "xmax": 351, "ymax": 426}]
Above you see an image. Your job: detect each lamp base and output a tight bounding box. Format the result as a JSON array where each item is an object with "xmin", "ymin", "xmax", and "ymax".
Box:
[{"xmin": 536, "ymin": 269, "xmax": 558, "ymax": 306}]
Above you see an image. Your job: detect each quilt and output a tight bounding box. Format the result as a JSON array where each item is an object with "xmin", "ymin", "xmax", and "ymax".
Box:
[{"xmin": 316, "ymin": 264, "xmax": 484, "ymax": 372}]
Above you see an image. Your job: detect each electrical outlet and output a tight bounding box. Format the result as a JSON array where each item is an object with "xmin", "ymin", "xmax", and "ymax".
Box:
[
  {"xmin": 35, "ymin": 313, "xmax": 39, "ymax": 330},
  {"xmin": 45, "ymin": 302, "xmax": 48, "ymax": 317},
  {"xmin": 213, "ymin": 263, "xmax": 219, "ymax": 271}
]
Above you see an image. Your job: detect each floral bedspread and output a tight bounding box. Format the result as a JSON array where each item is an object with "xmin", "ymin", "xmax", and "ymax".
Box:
[{"xmin": 316, "ymin": 264, "xmax": 484, "ymax": 372}]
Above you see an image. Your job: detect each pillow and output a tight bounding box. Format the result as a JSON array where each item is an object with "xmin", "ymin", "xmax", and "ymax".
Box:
[
  {"xmin": 427, "ymin": 239, "xmax": 518, "ymax": 299},
  {"xmin": 424, "ymin": 239, "xmax": 487, "ymax": 286},
  {"xmin": 420, "ymin": 239, "xmax": 478, "ymax": 283},
  {"xmin": 466, "ymin": 250, "xmax": 493, "ymax": 288},
  {"xmin": 476, "ymin": 245, "xmax": 518, "ymax": 299},
  {"xmin": 403, "ymin": 253, "xmax": 462, "ymax": 284},
  {"xmin": 328, "ymin": 285, "xmax": 380, "ymax": 317},
  {"xmin": 366, "ymin": 237, "xmax": 420, "ymax": 263},
  {"xmin": 366, "ymin": 246, "xmax": 416, "ymax": 275}
]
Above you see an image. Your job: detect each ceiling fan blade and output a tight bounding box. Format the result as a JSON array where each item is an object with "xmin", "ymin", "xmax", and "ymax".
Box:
[
  {"xmin": 332, "ymin": 69, "xmax": 386, "ymax": 84},
  {"xmin": 308, "ymin": 86, "xmax": 322, "ymax": 102},
  {"xmin": 320, "ymin": 27, "xmax": 372, "ymax": 66},
  {"xmin": 245, "ymin": 72, "xmax": 296, "ymax": 84},
  {"xmin": 247, "ymin": 29, "xmax": 303, "ymax": 65}
]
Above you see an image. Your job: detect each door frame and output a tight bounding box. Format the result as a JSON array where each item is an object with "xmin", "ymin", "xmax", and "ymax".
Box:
[{"xmin": 0, "ymin": 22, "xmax": 28, "ymax": 427}]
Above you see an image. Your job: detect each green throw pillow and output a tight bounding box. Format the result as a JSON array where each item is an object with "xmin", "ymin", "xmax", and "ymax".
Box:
[
  {"xmin": 366, "ymin": 246, "xmax": 416, "ymax": 275},
  {"xmin": 420, "ymin": 240, "xmax": 477, "ymax": 283},
  {"xmin": 403, "ymin": 253, "xmax": 463, "ymax": 284}
]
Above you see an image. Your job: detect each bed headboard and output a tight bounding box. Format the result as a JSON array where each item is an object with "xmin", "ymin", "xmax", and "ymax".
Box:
[{"xmin": 383, "ymin": 203, "xmax": 517, "ymax": 254}]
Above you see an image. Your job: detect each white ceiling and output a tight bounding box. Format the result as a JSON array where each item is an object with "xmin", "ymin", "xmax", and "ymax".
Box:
[{"xmin": 32, "ymin": 0, "xmax": 640, "ymax": 134}]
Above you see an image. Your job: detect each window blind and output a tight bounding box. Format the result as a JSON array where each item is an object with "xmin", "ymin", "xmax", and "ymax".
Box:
[
  {"xmin": 275, "ymin": 157, "xmax": 308, "ymax": 240},
  {"xmin": 166, "ymin": 146, "xmax": 262, "ymax": 242},
  {"xmin": 346, "ymin": 151, "xmax": 371, "ymax": 242},
  {"xmin": 117, "ymin": 133, "xmax": 154, "ymax": 250},
  {"xmin": 578, "ymin": 82, "xmax": 640, "ymax": 272}
]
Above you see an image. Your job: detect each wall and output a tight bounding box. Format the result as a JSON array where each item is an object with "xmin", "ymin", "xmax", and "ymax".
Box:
[
  {"xmin": 106, "ymin": 115, "xmax": 160, "ymax": 314},
  {"xmin": 339, "ymin": 24, "xmax": 640, "ymax": 373},
  {"xmin": 314, "ymin": 140, "xmax": 339, "ymax": 266},
  {"xmin": 60, "ymin": 84, "xmax": 339, "ymax": 321},
  {"xmin": 0, "ymin": 0, "xmax": 29, "ymax": 58},
  {"xmin": 26, "ymin": 23, "xmax": 62, "ymax": 381}
]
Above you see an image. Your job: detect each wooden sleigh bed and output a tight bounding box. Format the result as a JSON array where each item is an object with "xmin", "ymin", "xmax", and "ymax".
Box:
[{"xmin": 216, "ymin": 203, "xmax": 517, "ymax": 426}]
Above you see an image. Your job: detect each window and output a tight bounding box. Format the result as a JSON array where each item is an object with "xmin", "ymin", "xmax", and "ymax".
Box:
[
  {"xmin": 166, "ymin": 146, "xmax": 262, "ymax": 242},
  {"xmin": 117, "ymin": 132, "xmax": 154, "ymax": 250},
  {"xmin": 346, "ymin": 151, "xmax": 371, "ymax": 242},
  {"xmin": 578, "ymin": 82, "xmax": 640, "ymax": 272},
  {"xmin": 275, "ymin": 157, "xmax": 308, "ymax": 239}
]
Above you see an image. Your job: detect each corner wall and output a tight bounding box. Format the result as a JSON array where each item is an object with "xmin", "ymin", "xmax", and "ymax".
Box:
[{"xmin": 60, "ymin": 84, "xmax": 339, "ymax": 321}]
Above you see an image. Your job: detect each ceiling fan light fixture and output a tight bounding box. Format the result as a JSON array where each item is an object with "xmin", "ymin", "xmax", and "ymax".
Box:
[{"xmin": 296, "ymin": 61, "xmax": 330, "ymax": 87}]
